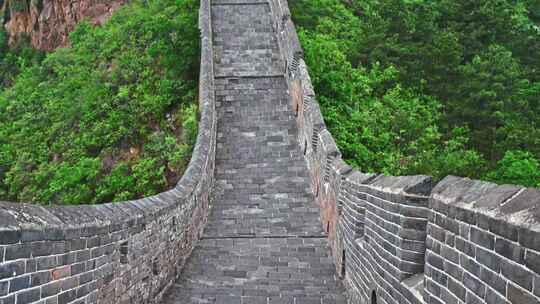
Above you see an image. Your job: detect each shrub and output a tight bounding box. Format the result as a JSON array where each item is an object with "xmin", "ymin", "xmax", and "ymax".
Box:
[{"xmin": 0, "ymin": 0, "xmax": 200, "ymax": 204}]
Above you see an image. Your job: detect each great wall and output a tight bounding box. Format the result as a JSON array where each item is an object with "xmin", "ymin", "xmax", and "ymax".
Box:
[{"xmin": 1, "ymin": 1, "xmax": 540, "ymax": 303}]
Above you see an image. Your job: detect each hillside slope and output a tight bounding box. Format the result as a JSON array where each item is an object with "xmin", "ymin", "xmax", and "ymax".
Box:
[
  {"xmin": 0, "ymin": 0, "xmax": 200, "ymax": 205},
  {"xmin": 290, "ymin": 0, "xmax": 540, "ymax": 187}
]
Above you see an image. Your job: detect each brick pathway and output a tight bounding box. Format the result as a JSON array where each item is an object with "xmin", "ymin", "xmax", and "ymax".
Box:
[{"xmin": 162, "ymin": 1, "xmax": 346, "ymax": 303}]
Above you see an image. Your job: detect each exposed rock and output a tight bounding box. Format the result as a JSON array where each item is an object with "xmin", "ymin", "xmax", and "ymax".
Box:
[{"xmin": 1, "ymin": 0, "xmax": 126, "ymax": 50}]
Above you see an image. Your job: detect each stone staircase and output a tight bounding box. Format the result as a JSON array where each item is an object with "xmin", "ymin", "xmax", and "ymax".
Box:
[{"xmin": 161, "ymin": 1, "xmax": 347, "ymax": 303}]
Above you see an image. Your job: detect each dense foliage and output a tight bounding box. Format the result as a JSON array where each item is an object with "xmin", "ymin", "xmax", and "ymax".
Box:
[
  {"xmin": 0, "ymin": 31, "xmax": 44, "ymax": 89},
  {"xmin": 290, "ymin": 0, "xmax": 540, "ymax": 187},
  {"xmin": 0, "ymin": 0, "xmax": 200, "ymax": 205}
]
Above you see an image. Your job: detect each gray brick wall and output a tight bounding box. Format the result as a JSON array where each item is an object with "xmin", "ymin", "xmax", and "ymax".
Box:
[
  {"xmin": 272, "ymin": 0, "xmax": 434, "ymax": 301},
  {"xmin": 272, "ymin": 1, "xmax": 540, "ymax": 304},
  {"xmin": 426, "ymin": 177, "xmax": 540, "ymax": 304},
  {"xmin": 0, "ymin": 1, "xmax": 216, "ymax": 303}
]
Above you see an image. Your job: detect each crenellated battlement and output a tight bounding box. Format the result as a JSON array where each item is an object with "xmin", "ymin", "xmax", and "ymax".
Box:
[{"xmin": 275, "ymin": 0, "xmax": 540, "ymax": 302}]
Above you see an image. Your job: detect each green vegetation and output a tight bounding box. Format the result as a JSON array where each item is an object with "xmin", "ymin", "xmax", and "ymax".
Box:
[
  {"xmin": 0, "ymin": 0, "xmax": 200, "ymax": 205},
  {"xmin": 0, "ymin": 31, "xmax": 45, "ymax": 88},
  {"xmin": 290, "ymin": 0, "xmax": 540, "ymax": 187}
]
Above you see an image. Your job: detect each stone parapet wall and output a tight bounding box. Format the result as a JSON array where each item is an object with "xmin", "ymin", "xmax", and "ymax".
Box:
[
  {"xmin": 426, "ymin": 177, "xmax": 540, "ymax": 304},
  {"xmin": 0, "ymin": 1, "xmax": 216, "ymax": 303},
  {"xmin": 270, "ymin": 1, "xmax": 540, "ymax": 304}
]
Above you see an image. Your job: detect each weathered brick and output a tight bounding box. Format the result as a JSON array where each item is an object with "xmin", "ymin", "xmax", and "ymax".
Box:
[
  {"xmin": 31, "ymin": 271, "xmax": 52, "ymax": 287},
  {"xmin": 32, "ymin": 242, "xmax": 60, "ymax": 257},
  {"xmin": 463, "ymin": 272, "xmax": 486, "ymax": 298},
  {"xmin": 0, "ymin": 230, "xmax": 21, "ymax": 245},
  {"xmin": 4, "ymin": 244, "xmax": 31, "ymax": 261},
  {"xmin": 444, "ymin": 260, "xmax": 463, "ymax": 281},
  {"xmin": 0, "ymin": 260, "xmax": 25, "ymax": 280},
  {"xmin": 460, "ymin": 254, "xmax": 481, "ymax": 277},
  {"xmin": 466, "ymin": 290, "xmax": 485, "ymax": 304},
  {"xmin": 479, "ymin": 268, "xmax": 506, "ymax": 296},
  {"xmin": 0, "ymin": 294, "xmax": 15, "ymax": 304},
  {"xmin": 86, "ymin": 236, "xmax": 100, "ymax": 248},
  {"xmin": 519, "ymin": 228, "xmax": 540, "ymax": 252},
  {"xmin": 427, "ymin": 252, "xmax": 444, "ymax": 270},
  {"xmin": 426, "ymin": 278, "xmax": 441, "ymax": 297},
  {"xmin": 495, "ymin": 238, "xmax": 524, "ymax": 264},
  {"xmin": 455, "ymin": 208, "xmax": 476, "ymax": 225},
  {"xmin": 69, "ymin": 239, "xmax": 86, "ymax": 251},
  {"xmin": 485, "ymin": 287, "xmax": 509, "ymax": 304},
  {"xmin": 535, "ymin": 276, "xmax": 540, "ymax": 298},
  {"xmin": 525, "ymin": 249, "xmax": 540, "ymax": 274},
  {"xmin": 440, "ymin": 245, "xmax": 459, "ymax": 264},
  {"xmin": 57, "ymin": 289, "xmax": 77, "ymax": 304},
  {"xmin": 501, "ymin": 260, "xmax": 533, "ymax": 291},
  {"xmin": 471, "ymin": 227, "xmax": 494, "ymax": 250},
  {"xmin": 476, "ymin": 246, "xmax": 501, "ymax": 272},
  {"xmin": 507, "ymin": 283, "xmax": 539, "ymax": 304},
  {"xmin": 456, "ymin": 237, "xmax": 476, "ymax": 256},
  {"xmin": 41, "ymin": 281, "xmax": 61, "ymax": 298},
  {"xmin": 0, "ymin": 280, "xmax": 8, "ymax": 296},
  {"xmin": 9, "ymin": 275, "xmax": 30, "ymax": 293},
  {"xmin": 441, "ymin": 288, "xmax": 459, "ymax": 304},
  {"xmin": 16, "ymin": 287, "xmax": 40, "ymax": 303},
  {"xmin": 71, "ymin": 262, "xmax": 85, "ymax": 275},
  {"xmin": 37, "ymin": 256, "xmax": 58, "ymax": 271},
  {"xmin": 428, "ymin": 224, "xmax": 446, "ymax": 243},
  {"xmin": 489, "ymin": 218, "xmax": 518, "ymax": 242},
  {"xmin": 51, "ymin": 266, "xmax": 71, "ymax": 281}
]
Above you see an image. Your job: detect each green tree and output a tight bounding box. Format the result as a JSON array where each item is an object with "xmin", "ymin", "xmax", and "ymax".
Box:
[
  {"xmin": 486, "ymin": 150, "xmax": 540, "ymax": 187},
  {"xmin": 290, "ymin": 0, "xmax": 539, "ymax": 186},
  {"xmin": 0, "ymin": 0, "xmax": 200, "ymax": 204}
]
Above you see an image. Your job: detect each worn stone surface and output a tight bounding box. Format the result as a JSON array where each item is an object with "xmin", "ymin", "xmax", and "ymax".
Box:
[
  {"xmin": 164, "ymin": 237, "xmax": 345, "ymax": 304},
  {"xmin": 162, "ymin": 2, "xmax": 345, "ymax": 303},
  {"xmin": 212, "ymin": 3, "xmax": 283, "ymax": 77}
]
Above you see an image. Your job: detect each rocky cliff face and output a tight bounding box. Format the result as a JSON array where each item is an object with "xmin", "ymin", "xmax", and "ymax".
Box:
[{"xmin": 1, "ymin": 0, "xmax": 126, "ymax": 50}]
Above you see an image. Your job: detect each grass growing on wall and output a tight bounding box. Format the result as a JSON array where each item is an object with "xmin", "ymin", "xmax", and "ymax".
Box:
[
  {"xmin": 0, "ymin": 0, "xmax": 200, "ymax": 205},
  {"xmin": 290, "ymin": 0, "xmax": 540, "ymax": 187}
]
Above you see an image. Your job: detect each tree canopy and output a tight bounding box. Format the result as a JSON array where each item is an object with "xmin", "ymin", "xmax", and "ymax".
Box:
[
  {"xmin": 290, "ymin": 0, "xmax": 540, "ymax": 187},
  {"xmin": 0, "ymin": 0, "xmax": 200, "ymax": 204}
]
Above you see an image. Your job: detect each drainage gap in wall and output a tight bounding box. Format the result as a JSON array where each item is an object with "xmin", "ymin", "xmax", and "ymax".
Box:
[
  {"xmin": 142, "ymin": 274, "xmax": 150, "ymax": 284},
  {"xmin": 371, "ymin": 290, "xmax": 377, "ymax": 304},
  {"xmin": 120, "ymin": 241, "xmax": 129, "ymax": 264},
  {"xmin": 152, "ymin": 258, "xmax": 159, "ymax": 276},
  {"xmin": 341, "ymin": 249, "xmax": 346, "ymax": 278},
  {"xmin": 172, "ymin": 216, "xmax": 176, "ymax": 231},
  {"xmin": 303, "ymin": 140, "xmax": 308, "ymax": 156}
]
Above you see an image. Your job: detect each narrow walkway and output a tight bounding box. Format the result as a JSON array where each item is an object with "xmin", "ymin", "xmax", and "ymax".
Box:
[{"xmin": 162, "ymin": 1, "xmax": 346, "ymax": 303}]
